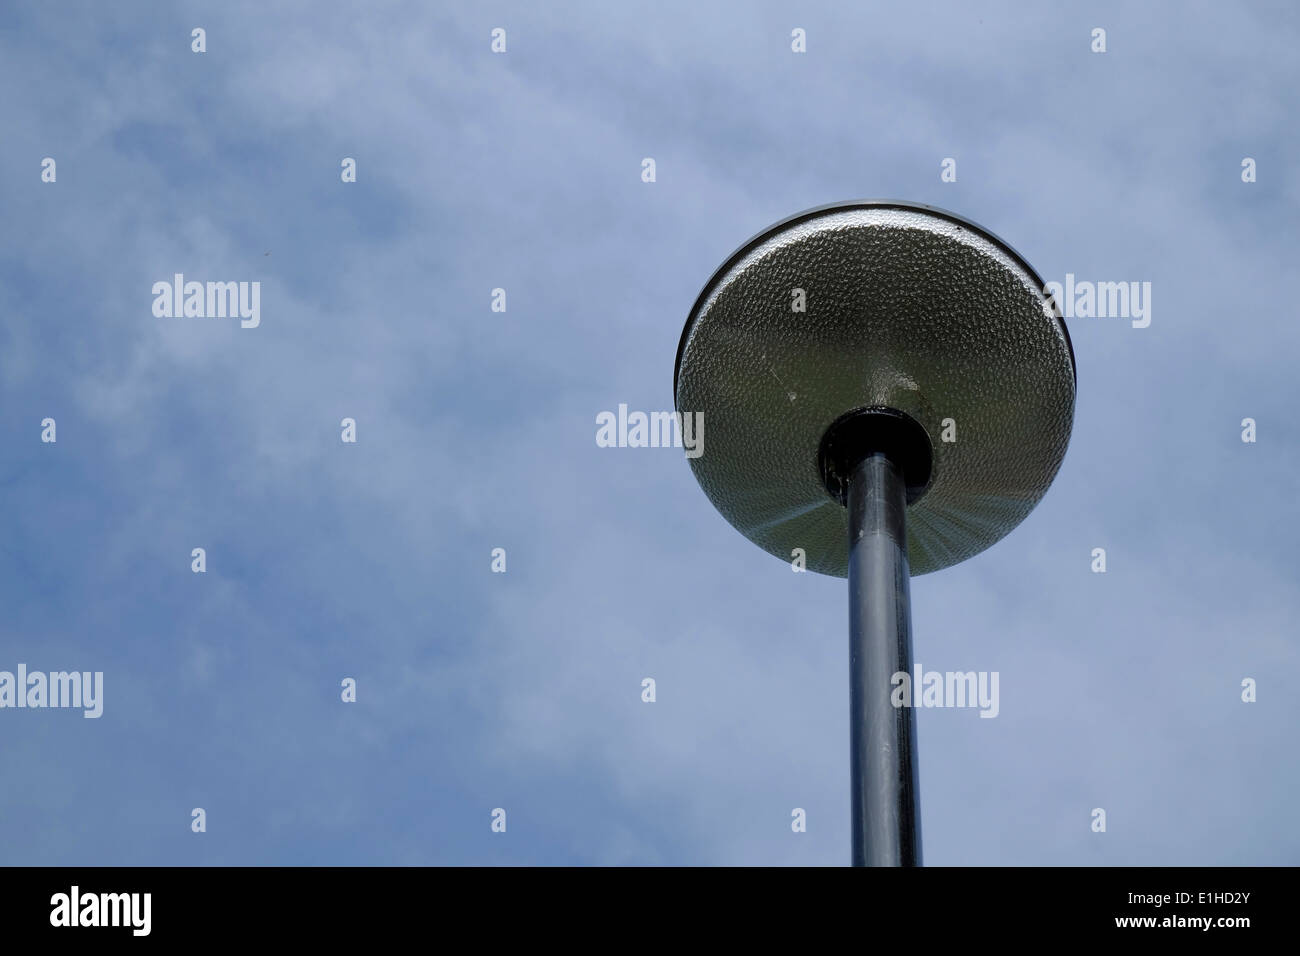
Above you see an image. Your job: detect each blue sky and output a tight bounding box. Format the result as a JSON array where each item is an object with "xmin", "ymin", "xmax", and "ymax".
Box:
[{"xmin": 0, "ymin": 0, "xmax": 1296, "ymax": 865}]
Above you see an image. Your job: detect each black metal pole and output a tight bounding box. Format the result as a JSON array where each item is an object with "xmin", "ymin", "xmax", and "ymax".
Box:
[{"xmin": 847, "ymin": 451, "xmax": 922, "ymax": 866}]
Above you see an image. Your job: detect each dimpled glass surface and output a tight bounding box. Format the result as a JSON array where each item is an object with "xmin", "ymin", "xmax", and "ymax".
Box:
[{"xmin": 674, "ymin": 203, "xmax": 1076, "ymax": 577}]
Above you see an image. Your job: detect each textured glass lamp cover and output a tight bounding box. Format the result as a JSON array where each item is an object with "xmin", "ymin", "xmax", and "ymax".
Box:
[{"xmin": 674, "ymin": 200, "xmax": 1077, "ymax": 577}]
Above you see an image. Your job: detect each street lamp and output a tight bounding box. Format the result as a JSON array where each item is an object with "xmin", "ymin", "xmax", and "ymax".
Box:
[{"xmin": 673, "ymin": 201, "xmax": 1076, "ymax": 866}]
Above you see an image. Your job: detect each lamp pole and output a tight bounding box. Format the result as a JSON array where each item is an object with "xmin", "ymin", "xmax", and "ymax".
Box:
[{"xmin": 847, "ymin": 451, "xmax": 921, "ymax": 866}]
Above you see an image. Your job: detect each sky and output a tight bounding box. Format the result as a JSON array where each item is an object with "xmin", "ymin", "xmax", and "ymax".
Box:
[{"xmin": 0, "ymin": 0, "xmax": 1296, "ymax": 865}]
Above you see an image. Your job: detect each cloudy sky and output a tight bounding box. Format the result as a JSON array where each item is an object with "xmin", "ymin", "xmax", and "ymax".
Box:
[{"xmin": 0, "ymin": 0, "xmax": 1296, "ymax": 865}]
